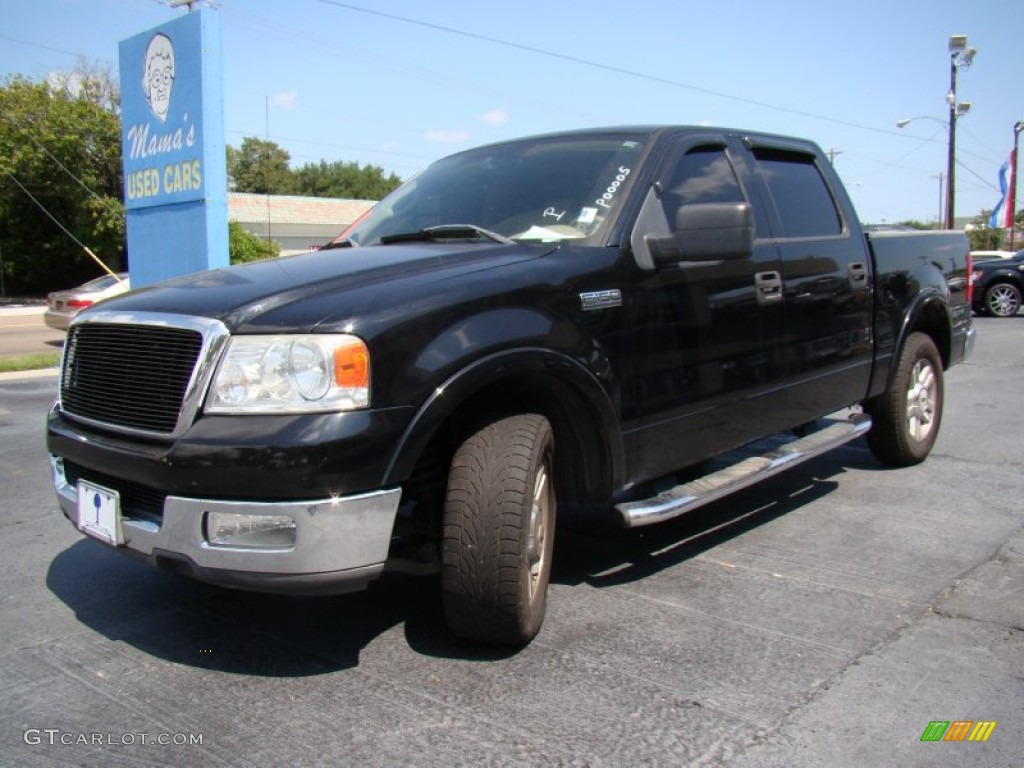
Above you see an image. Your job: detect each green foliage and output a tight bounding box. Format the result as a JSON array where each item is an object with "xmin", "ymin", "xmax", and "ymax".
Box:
[
  {"xmin": 967, "ymin": 209, "xmax": 1024, "ymax": 251},
  {"xmin": 0, "ymin": 67, "xmax": 125, "ymax": 294},
  {"xmin": 227, "ymin": 136, "xmax": 402, "ymax": 200},
  {"xmin": 229, "ymin": 221, "xmax": 279, "ymax": 264},
  {"xmin": 893, "ymin": 220, "xmax": 940, "ymax": 231},
  {"xmin": 227, "ymin": 137, "xmax": 294, "ymax": 194},
  {"xmin": 291, "ymin": 159, "xmax": 402, "ymax": 200},
  {"xmin": 0, "ymin": 352, "xmax": 61, "ymax": 372}
]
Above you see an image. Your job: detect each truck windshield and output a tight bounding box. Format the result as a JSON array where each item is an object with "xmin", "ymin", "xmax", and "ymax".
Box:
[{"xmin": 341, "ymin": 134, "xmax": 647, "ymax": 246}]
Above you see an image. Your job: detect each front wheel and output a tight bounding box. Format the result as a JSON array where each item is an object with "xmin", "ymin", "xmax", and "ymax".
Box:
[
  {"xmin": 984, "ymin": 282, "xmax": 1021, "ymax": 317},
  {"xmin": 864, "ymin": 332, "xmax": 944, "ymax": 466},
  {"xmin": 441, "ymin": 414, "xmax": 556, "ymax": 645}
]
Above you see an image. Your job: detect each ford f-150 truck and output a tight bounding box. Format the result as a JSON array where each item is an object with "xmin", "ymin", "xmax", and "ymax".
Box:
[{"xmin": 48, "ymin": 126, "xmax": 975, "ymax": 645}]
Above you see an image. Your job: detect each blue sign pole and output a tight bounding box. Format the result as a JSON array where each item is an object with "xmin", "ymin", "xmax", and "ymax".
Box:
[{"xmin": 119, "ymin": 9, "xmax": 228, "ymax": 287}]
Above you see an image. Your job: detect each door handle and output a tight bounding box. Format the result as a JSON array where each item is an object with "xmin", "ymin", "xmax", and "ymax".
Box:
[
  {"xmin": 755, "ymin": 271, "xmax": 783, "ymax": 305},
  {"xmin": 848, "ymin": 262, "xmax": 868, "ymax": 289}
]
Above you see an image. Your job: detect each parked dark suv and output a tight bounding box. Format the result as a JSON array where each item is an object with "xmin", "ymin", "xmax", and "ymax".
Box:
[{"xmin": 972, "ymin": 249, "xmax": 1024, "ymax": 317}]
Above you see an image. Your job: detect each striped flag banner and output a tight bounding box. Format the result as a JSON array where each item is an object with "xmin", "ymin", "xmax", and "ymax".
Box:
[{"xmin": 989, "ymin": 150, "xmax": 1016, "ymax": 229}]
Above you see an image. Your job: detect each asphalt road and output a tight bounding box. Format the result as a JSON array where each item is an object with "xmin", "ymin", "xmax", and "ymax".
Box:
[
  {"xmin": 0, "ymin": 317, "xmax": 1021, "ymax": 767},
  {"xmin": 0, "ymin": 306, "xmax": 65, "ymax": 357}
]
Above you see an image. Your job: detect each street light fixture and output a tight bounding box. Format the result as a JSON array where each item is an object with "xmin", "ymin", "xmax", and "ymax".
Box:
[
  {"xmin": 896, "ymin": 37, "xmax": 977, "ymax": 229},
  {"xmin": 946, "ymin": 34, "xmax": 977, "ymax": 229}
]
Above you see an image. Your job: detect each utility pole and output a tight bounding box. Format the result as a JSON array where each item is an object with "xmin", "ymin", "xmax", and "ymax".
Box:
[
  {"xmin": 265, "ymin": 95, "xmax": 272, "ymax": 244},
  {"xmin": 827, "ymin": 148, "xmax": 842, "ymax": 165},
  {"xmin": 1010, "ymin": 121, "xmax": 1023, "ymax": 250},
  {"xmin": 931, "ymin": 172, "xmax": 944, "ymax": 226}
]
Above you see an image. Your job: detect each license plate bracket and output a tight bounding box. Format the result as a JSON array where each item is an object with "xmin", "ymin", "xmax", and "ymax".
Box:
[{"xmin": 77, "ymin": 480, "xmax": 123, "ymax": 546}]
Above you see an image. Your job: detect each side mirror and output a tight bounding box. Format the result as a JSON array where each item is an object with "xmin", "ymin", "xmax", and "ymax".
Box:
[{"xmin": 645, "ymin": 202, "xmax": 754, "ymax": 265}]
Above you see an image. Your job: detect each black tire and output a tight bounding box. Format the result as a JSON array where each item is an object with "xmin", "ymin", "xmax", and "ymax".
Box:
[
  {"xmin": 864, "ymin": 332, "xmax": 943, "ymax": 467},
  {"xmin": 983, "ymin": 282, "xmax": 1021, "ymax": 317},
  {"xmin": 441, "ymin": 414, "xmax": 556, "ymax": 645}
]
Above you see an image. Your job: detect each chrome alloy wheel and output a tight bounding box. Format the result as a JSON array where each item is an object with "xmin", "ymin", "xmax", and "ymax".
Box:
[
  {"xmin": 905, "ymin": 358, "xmax": 938, "ymax": 442},
  {"xmin": 525, "ymin": 462, "xmax": 551, "ymax": 601},
  {"xmin": 986, "ymin": 284, "xmax": 1021, "ymax": 317}
]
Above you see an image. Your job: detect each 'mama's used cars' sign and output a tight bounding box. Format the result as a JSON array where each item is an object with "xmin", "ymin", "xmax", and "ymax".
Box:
[
  {"xmin": 120, "ymin": 12, "xmax": 208, "ymax": 209},
  {"xmin": 118, "ymin": 9, "xmax": 228, "ymax": 288}
]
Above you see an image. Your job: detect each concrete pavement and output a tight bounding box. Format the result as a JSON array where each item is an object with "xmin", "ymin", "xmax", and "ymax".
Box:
[{"xmin": 1, "ymin": 318, "xmax": 1020, "ymax": 766}]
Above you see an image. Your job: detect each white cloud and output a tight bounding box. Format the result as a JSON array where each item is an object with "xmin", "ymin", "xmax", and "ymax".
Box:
[
  {"xmin": 479, "ymin": 109, "xmax": 509, "ymax": 125},
  {"xmin": 270, "ymin": 90, "xmax": 298, "ymax": 109},
  {"xmin": 424, "ymin": 130, "xmax": 471, "ymax": 144}
]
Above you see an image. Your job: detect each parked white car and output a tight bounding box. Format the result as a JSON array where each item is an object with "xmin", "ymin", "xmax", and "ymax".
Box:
[{"xmin": 44, "ymin": 273, "xmax": 130, "ymax": 330}]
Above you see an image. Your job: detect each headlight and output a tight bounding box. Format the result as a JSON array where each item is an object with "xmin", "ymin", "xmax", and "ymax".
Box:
[{"xmin": 205, "ymin": 334, "xmax": 370, "ymax": 413}]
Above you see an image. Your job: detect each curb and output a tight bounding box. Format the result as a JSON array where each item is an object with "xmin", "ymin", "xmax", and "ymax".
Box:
[{"xmin": 0, "ymin": 369, "xmax": 60, "ymax": 382}]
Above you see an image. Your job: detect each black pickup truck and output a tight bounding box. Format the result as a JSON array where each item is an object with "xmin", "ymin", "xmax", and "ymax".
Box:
[{"xmin": 48, "ymin": 126, "xmax": 974, "ymax": 645}]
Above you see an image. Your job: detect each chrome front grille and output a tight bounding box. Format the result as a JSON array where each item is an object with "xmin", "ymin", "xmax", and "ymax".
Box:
[{"xmin": 59, "ymin": 312, "xmax": 230, "ymax": 438}]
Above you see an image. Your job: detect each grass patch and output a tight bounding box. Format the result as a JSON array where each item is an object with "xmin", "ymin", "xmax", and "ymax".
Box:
[{"xmin": 0, "ymin": 352, "xmax": 61, "ymax": 373}]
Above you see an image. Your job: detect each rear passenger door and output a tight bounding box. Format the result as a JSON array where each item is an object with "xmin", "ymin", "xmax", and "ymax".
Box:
[{"xmin": 744, "ymin": 139, "xmax": 873, "ymax": 425}]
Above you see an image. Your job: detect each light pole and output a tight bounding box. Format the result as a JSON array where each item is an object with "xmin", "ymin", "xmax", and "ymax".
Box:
[
  {"xmin": 1010, "ymin": 121, "xmax": 1024, "ymax": 249},
  {"xmin": 896, "ymin": 116, "xmax": 965, "ymax": 226},
  {"xmin": 946, "ymin": 35, "xmax": 976, "ymax": 229}
]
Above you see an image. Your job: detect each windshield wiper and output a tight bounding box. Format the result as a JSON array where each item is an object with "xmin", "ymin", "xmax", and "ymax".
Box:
[
  {"xmin": 318, "ymin": 238, "xmax": 355, "ymax": 251},
  {"xmin": 379, "ymin": 224, "xmax": 514, "ymax": 245}
]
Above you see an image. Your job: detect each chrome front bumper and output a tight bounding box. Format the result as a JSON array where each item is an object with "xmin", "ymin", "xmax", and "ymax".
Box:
[{"xmin": 51, "ymin": 457, "xmax": 402, "ymax": 595}]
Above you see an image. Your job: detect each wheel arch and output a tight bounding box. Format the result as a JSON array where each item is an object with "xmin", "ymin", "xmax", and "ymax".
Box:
[
  {"xmin": 383, "ymin": 348, "xmax": 625, "ymax": 510},
  {"xmin": 902, "ymin": 293, "xmax": 954, "ymax": 369},
  {"xmin": 868, "ymin": 292, "xmax": 952, "ymax": 402}
]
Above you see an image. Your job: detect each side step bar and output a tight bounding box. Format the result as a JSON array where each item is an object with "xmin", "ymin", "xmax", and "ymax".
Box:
[{"xmin": 616, "ymin": 414, "xmax": 872, "ymax": 528}]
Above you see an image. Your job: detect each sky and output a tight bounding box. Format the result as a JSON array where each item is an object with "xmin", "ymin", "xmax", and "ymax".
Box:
[{"xmin": 2, "ymin": 0, "xmax": 1022, "ymax": 226}]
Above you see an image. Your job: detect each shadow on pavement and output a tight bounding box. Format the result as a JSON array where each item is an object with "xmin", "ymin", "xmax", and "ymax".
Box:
[
  {"xmin": 46, "ymin": 444, "xmax": 878, "ymax": 672},
  {"xmin": 551, "ymin": 444, "xmax": 879, "ymax": 590}
]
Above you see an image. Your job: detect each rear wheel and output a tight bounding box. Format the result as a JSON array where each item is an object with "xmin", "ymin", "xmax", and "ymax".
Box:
[
  {"xmin": 984, "ymin": 282, "xmax": 1021, "ymax": 317},
  {"xmin": 441, "ymin": 414, "xmax": 556, "ymax": 645},
  {"xmin": 864, "ymin": 332, "xmax": 943, "ymax": 466}
]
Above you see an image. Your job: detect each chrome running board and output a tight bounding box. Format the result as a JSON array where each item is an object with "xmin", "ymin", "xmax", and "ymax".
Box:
[{"xmin": 616, "ymin": 415, "xmax": 872, "ymax": 528}]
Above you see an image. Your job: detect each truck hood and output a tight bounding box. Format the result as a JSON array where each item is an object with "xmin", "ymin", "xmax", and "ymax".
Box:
[{"xmin": 87, "ymin": 241, "xmax": 552, "ymax": 333}]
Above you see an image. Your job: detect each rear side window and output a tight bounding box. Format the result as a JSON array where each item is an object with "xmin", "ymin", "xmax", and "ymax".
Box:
[{"xmin": 754, "ymin": 149, "xmax": 842, "ymax": 238}]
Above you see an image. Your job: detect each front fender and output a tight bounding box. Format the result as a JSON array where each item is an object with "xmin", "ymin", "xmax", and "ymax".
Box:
[{"xmin": 382, "ymin": 347, "xmax": 625, "ymax": 496}]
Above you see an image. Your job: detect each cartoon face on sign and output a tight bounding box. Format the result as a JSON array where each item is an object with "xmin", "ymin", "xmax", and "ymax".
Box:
[{"xmin": 143, "ymin": 33, "xmax": 175, "ymax": 123}]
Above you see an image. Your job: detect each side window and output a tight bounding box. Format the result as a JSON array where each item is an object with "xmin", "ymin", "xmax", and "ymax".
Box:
[
  {"xmin": 631, "ymin": 144, "xmax": 749, "ymax": 271},
  {"xmin": 661, "ymin": 146, "xmax": 746, "ymax": 220},
  {"xmin": 753, "ymin": 149, "xmax": 842, "ymax": 238}
]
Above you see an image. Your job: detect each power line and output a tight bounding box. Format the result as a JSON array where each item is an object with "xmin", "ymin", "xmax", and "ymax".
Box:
[
  {"xmin": 313, "ymin": 0, "xmax": 910, "ymax": 139},
  {"xmin": 0, "ymin": 113, "xmax": 124, "ymax": 221},
  {"xmin": 0, "ymin": 34, "xmax": 115, "ymax": 66},
  {"xmin": 2, "ymin": 170, "xmax": 123, "ymax": 282}
]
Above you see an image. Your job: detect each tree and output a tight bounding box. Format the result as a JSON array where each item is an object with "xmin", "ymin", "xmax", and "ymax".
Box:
[
  {"xmin": 0, "ymin": 67, "xmax": 125, "ymax": 294},
  {"xmin": 229, "ymin": 221, "xmax": 279, "ymax": 263},
  {"xmin": 226, "ymin": 137, "xmax": 293, "ymax": 194},
  {"xmin": 893, "ymin": 220, "xmax": 940, "ymax": 231},
  {"xmin": 291, "ymin": 159, "xmax": 401, "ymax": 200}
]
